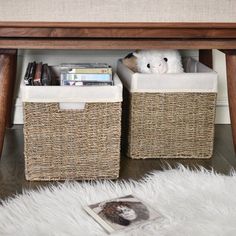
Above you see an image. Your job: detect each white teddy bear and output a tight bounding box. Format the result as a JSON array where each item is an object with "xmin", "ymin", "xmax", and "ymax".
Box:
[{"xmin": 122, "ymin": 50, "xmax": 184, "ymax": 74}]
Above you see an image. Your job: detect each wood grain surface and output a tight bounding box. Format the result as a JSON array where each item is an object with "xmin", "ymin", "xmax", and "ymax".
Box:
[
  {"xmin": 0, "ymin": 50, "xmax": 17, "ymax": 157},
  {"xmin": 225, "ymin": 50, "xmax": 236, "ymax": 151}
]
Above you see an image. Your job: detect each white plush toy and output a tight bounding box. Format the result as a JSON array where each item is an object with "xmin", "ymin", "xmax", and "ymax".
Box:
[{"xmin": 122, "ymin": 50, "xmax": 184, "ymax": 74}]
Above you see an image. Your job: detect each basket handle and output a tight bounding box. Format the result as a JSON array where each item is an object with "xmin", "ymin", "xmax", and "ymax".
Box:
[{"xmin": 59, "ymin": 102, "xmax": 86, "ymax": 110}]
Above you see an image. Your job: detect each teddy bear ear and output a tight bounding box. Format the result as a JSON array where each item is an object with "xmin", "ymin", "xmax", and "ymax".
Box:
[{"xmin": 133, "ymin": 52, "xmax": 140, "ymax": 58}]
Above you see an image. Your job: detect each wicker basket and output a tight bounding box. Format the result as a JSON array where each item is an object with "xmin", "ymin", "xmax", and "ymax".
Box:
[
  {"xmin": 22, "ymin": 74, "xmax": 122, "ymax": 181},
  {"xmin": 117, "ymin": 57, "xmax": 217, "ymax": 159}
]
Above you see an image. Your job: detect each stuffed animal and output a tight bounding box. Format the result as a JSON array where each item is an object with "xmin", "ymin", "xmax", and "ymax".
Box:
[{"xmin": 122, "ymin": 50, "xmax": 183, "ymax": 73}]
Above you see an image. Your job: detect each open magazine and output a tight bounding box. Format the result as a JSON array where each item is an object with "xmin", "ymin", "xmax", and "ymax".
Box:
[{"xmin": 83, "ymin": 194, "xmax": 164, "ymax": 234}]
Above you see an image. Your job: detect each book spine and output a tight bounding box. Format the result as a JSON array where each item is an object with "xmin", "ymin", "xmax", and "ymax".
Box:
[
  {"xmin": 28, "ymin": 61, "xmax": 36, "ymax": 85},
  {"xmin": 24, "ymin": 62, "xmax": 32, "ymax": 85},
  {"xmin": 41, "ymin": 64, "xmax": 52, "ymax": 85},
  {"xmin": 61, "ymin": 73, "xmax": 112, "ymax": 82},
  {"xmin": 33, "ymin": 62, "xmax": 42, "ymax": 86}
]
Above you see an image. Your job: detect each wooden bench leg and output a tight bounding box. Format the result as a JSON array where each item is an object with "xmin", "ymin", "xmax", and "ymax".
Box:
[
  {"xmin": 0, "ymin": 49, "xmax": 17, "ymax": 159},
  {"xmin": 222, "ymin": 50, "xmax": 236, "ymax": 152}
]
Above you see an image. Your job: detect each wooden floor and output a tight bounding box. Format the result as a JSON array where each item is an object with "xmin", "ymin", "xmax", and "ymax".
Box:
[{"xmin": 0, "ymin": 125, "xmax": 236, "ymax": 200}]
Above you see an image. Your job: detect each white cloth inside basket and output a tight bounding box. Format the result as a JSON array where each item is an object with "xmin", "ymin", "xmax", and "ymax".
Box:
[
  {"xmin": 117, "ymin": 57, "xmax": 217, "ymax": 93},
  {"xmin": 22, "ymin": 74, "xmax": 122, "ymax": 103}
]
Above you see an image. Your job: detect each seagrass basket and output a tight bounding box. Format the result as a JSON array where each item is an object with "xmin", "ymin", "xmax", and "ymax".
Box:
[
  {"xmin": 117, "ymin": 57, "xmax": 217, "ymax": 159},
  {"xmin": 23, "ymin": 74, "xmax": 122, "ymax": 181}
]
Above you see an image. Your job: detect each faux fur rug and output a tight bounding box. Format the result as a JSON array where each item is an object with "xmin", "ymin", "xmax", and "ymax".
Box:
[{"xmin": 1, "ymin": 166, "xmax": 236, "ymax": 236}]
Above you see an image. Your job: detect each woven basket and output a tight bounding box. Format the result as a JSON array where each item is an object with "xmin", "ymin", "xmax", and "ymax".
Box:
[
  {"xmin": 24, "ymin": 102, "xmax": 121, "ymax": 180},
  {"xmin": 23, "ymin": 74, "xmax": 122, "ymax": 181},
  {"xmin": 122, "ymin": 89, "xmax": 216, "ymax": 159},
  {"xmin": 118, "ymin": 57, "xmax": 217, "ymax": 159}
]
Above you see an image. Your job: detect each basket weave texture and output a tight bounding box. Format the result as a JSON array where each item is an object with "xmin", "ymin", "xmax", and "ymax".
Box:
[
  {"xmin": 24, "ymin": 102, "xmax": 121, "ymax": 180},
  {"xmin": 122, "ymin": 89, "xmax": 216, "ymax": 159}
]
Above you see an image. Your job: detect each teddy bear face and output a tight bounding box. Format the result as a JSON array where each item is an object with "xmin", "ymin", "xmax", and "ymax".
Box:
[
  {"xmin": 134, "ymin": 53, "xmax": 168, "ymax": 73},
  {"xmin": 133, "ymin": 50, "xmax": 183, "ymax": 74}
]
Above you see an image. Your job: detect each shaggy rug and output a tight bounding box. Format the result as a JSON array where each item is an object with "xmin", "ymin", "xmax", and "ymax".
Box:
[{"xmin": 1, "ymin": 166, "xmax": 236, "ymax": 236}]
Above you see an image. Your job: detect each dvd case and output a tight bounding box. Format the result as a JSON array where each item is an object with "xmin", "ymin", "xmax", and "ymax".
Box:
[
  {"xmin": 61, "ymin": 73, "xmax": 112, "ymax": 82},
  {"xmin": 61, "ymin": 80, "xmax": 113, "ymax": 86},
  {"xmin": 60, "ymin": 63, "xmax": 111, "ymax": 69},
  {"xmin": 63, "ymin": 67, "xmax": 112, "ymax": 74}
]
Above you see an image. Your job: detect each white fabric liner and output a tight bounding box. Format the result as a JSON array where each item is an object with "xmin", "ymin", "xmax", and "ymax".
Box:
[
  {"xmin": 117, "ymin": 57, "xmax": 218, "ymax": 93},
  {"xmin": 22, "ymin": 74, "xmax": 122, "ymax": 103},
  {"xmin": 59, "ymin": 103, "xmax": 86, "ymax": 110}
]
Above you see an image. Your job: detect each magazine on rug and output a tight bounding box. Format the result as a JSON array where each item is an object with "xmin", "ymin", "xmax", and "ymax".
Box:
[{"xmin": 83, "ymin": 194, "xmax": 163, "ymax": 234}]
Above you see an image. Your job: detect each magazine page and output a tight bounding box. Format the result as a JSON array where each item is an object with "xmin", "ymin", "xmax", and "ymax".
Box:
[{"xmin": 84, "ymin": 194, "xmax": 164, "ymax": 234}]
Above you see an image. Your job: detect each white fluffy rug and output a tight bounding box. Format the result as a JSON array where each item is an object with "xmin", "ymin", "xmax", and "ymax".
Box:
[{"xmin": 1, "ymin": 166, "xmax": 236, "ymax": 236}]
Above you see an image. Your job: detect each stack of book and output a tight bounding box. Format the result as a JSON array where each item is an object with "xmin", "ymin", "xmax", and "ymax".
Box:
[
  {"xmin": 24, "ymin": 61, "xmax": 59, "ymax": 86},
  {"xmin": 60, "ymin": 63, "xmax": 113, "ymax": 86}
]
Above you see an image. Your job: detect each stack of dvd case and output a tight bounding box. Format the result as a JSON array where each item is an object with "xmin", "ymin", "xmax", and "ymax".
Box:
[{"xmin": 60, "ymin": 63, "xmax": 113, "ymax": 86}]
